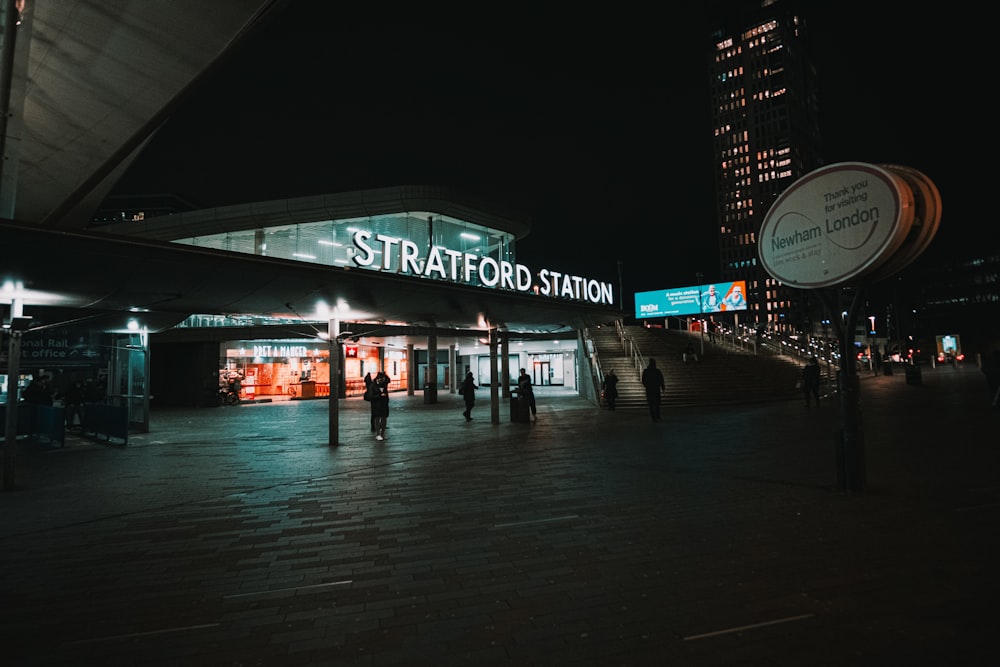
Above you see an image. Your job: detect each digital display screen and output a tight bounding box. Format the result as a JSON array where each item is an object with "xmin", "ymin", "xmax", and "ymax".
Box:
[{"xmin": 634, "ymin": 281, "xmax": 747, "ymax": 319}]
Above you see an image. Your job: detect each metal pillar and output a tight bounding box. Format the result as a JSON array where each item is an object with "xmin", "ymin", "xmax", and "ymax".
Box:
[
  {"xmin": 2, "ymin": 328, "xmax": 22, "ymax": 490},
  {"xmin": 500, "ymin": 331, "xmax": 510, "ymax": 398},
  {"xmin": 2, "ymin": 298, "xmax": 26, "ymax": 490},
  {"xmin": 424, "ymin": 331, "xmax": 438, "ymax": 404},
  {"xmin": 448, "ymin": 344, "xmax": 456, "ymax": 394},
  {"xmin": 821, "ymin": 286, "xmax": 867, "ymax": 492},
  {"xmin": 406, "ymin": 343, "xmax": 415, "ymax": 396},
  {"xmin": 489, "ymin": 327, "xmax": 500, "ymax": 424},
  {"xmin": 328, "ymin": 318, "xmax": 340, "ymax": 446}
]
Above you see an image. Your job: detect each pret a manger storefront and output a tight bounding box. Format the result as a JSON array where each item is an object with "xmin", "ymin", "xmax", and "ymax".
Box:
[{"xmin": 222, "ymin": 340, "xmax": 406, "ymax": 399}]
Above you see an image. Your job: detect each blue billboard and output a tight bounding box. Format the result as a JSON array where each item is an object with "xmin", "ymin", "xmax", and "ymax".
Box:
[{"xmin": 634, "ymin": 281, "xmax": 747, "ymax": 319}]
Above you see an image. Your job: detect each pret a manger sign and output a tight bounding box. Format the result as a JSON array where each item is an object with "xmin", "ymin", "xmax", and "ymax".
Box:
[
  {"xmin": 351, "ymin": 231, "xmax": 615, "ymax": 305},
  {"xmin": 759, "ymin": 162, "xmax": 940, "ymax": 288}
]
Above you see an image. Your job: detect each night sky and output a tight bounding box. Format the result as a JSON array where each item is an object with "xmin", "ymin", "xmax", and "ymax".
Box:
[{"xmin": 109, "ymin": 2, "xmax": 976, "ymax": 300}]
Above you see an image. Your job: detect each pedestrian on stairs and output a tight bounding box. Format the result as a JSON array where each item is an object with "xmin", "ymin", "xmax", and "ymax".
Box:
[
  {"xmin": 683, "ymin": 342, "xmax": 698, "ymax": 363},
  {"xmin": 602, "ymin": 369, "xmax": 619, "ymax": 411},
  {"xmin": 641, "ymin": 358, "xmax": 665, "ymax": 422},
  {"xmin": 802, "ymin": 356, "xmax": 821, "ymax": 408}
]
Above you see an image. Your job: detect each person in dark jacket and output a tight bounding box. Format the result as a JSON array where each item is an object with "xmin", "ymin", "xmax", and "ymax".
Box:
[
  {"xmin": 517, "ymin": 368, "xmax": 537, "ymax": 419},
  {"xmin": 62, "ymin": 380, "xmax": 85, "ymax": 428},
  {"xmin": 363, "ymin": 371, "xmax": 376, "ymax": 432},
  {"xmin": 802, "ymin": 356, "xmax": 821, "ymax": 407},
  {"xmin": 370, "ymin": 371, "xmax": 390, "ymax": 441},
  {"xmin": 23, "ymin": 375, "xmax": 53, "ymax": 406},
  {"xmin": 460, "ymin": 371, "xmax": 478, "ymax": 421},
  {"xmin": 641, "ymin": 359, "xmax": 665, "ymax": 421},
  {"xmin": 601, "ymin": 369, "xmax": 619, "ymax": 411}
]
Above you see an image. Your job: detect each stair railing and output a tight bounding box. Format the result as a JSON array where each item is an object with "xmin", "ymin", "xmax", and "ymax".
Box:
[
  {"xmin": 582, "ymin": 327, "xmax": 606, "ymax": 407},
  {"xmin": 614, "ymin": 319, "xmax": 646, "ymax": 379}
]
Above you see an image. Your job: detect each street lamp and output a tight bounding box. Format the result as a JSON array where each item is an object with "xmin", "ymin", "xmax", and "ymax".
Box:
[{"xmin": 868, "ymin": 315, "xmax": 877, "ymax": 373}]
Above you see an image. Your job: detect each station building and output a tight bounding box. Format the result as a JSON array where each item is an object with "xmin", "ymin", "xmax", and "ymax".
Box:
[
  {"xmin": 0, "ymin": 4, "xmax": 623, "ymax": 435},
  {"xmin": 3, "ymin": 185, "xmax": 623, "ymax": 427}
]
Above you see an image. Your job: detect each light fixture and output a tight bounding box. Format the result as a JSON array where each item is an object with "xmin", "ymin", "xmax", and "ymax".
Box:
[{"xmin": 8, "ymin": 316, "xmax": 31, "ymax": 331}]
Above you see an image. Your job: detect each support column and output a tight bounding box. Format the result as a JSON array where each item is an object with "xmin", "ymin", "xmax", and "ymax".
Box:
[
  {"xmin": 3, "ymin": 299, "xmax": 26, "ymax": 489},
  {"xmin": 406, "ymin": 343, "xmax": 415, "ymax": 396},
  {"xmin": 449, "ymin": 344, "xmax": 456, "ymax": 394},
  {"xmin": 489, "ymin": 327, "xmax": 500, "ymax": 424},
  {"xmin": 424, "ymin": 331, "xmax": 438, "ymax": 404},
  {"xmin": 328, "ymin": 318, "xmax": 340, "ymax": 447},
  {"xmin": 500, "ymin": 332, "xmax": 510, "ymax": 398}
]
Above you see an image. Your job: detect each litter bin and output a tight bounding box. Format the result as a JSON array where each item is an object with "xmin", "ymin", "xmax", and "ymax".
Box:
[
  {"xmin": 510, "ymin": 395, "xmax": 530, "ymax": 423},
  {"xmin": 300, "ymin": 380, "xmax": 316, "ymax": 398},
  {"xmin": 904, "ymin": 364, "xmax": 922, "ymax": 385},
  {"xmin": 883, "ymin": 361, "xmax": 893, "ymax": 376}
]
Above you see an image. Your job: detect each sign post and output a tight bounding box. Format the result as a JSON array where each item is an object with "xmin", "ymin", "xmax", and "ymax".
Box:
[{"xmin": 759, "ymin": 162, "xmax": 941, "ymax": 493}]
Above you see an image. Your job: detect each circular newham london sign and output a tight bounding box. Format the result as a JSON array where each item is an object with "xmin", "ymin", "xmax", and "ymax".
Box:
[{"xmin": 758, "ymin": 162, "xmax": 941, "ymax": 289}]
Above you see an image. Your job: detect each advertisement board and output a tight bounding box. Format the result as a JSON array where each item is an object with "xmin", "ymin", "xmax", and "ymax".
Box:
[{"xmin": 634, "ymin": 281, "xmax": 747, "ymax": 319}]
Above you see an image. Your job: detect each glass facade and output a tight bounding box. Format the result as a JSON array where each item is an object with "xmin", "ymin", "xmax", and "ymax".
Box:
[{"xmin": 172, "ymin": 211, "xmax": 516, "ymax": 290}]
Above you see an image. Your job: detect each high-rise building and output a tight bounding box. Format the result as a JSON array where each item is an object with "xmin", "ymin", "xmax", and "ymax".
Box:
[{"xmin": 709, "ymin": 0, "xmax": 822, "ymax": 334}]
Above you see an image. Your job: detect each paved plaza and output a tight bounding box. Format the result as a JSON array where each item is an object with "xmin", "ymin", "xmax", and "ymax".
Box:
[{"xmin": 1, "ymin": 365, "xmax": 998, "ymax": 665}]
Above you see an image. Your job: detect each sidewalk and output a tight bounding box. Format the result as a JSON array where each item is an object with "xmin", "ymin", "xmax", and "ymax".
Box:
[{"xmin": 1, "ymin": 366, "xmax": 997, "ymax": 665}]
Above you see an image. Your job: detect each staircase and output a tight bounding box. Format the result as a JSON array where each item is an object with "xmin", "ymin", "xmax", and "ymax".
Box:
[{"xmin": 591, "ymin": 324, "xmax": 806, "ymax": 411}]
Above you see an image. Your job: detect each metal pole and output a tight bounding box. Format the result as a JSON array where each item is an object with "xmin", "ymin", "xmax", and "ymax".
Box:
[
  {"xmin": 328, "ymin": 318, "xmax": 340, "ymax": 446},
  {"xmin": 489, "ymin": 327, "xmax": 500, "ymax": 424},
  {"xmin": 3, "ymin": 327, "xmax": 22, "ymax": 490},
  {"xmin": 826, "ymin": 285, "xmax": 867, "ymax": 493},
  {"xmin": 500, "ymin": 332, "xmax": 510, "ymax": 399},
  {"xmin": 3, "ymin": 297, "xmax": 27, "ymax": 490}
]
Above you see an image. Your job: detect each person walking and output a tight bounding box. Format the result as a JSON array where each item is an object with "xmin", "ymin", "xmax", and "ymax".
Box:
[
  {"xmin": 459, "ymin": 371, "xmax": 478, "ymax": 421},
  {"xmin": 682, "ymin": 342, "xmax": 698, "ymax": 363},
  {"xmin": 517, "ymin": 368, "xmax": 537, "ymax": 419},
  {"xmin": 601, "ymin": 369, "xmax": 619, "ymax": 411},
  {"xmin": 363, "ymin": 371, "xmax": 376, "ymax": 432},
  {"xmin": 641, "ymin": 358, "xmax": 665, "ymax": 422},
  {"xmin": 802, "ymin": 356, "xmax": 821, "ymax": 407},
  {"xmin": 23, "ymin": 374, "xmax": 54, "ymax": 405},
  {"xmin": 370, "ymin": 371, "xmax": 390, "ymax": 441},
  {"xmin": 62, "ymin": 379, "xmax": 85, "ymax": 429}
]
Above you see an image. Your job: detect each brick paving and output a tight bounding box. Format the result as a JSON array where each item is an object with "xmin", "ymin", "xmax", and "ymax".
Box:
[{"xmin": 1, "ymin": 364, "xmax": 998, "ymax": 666}]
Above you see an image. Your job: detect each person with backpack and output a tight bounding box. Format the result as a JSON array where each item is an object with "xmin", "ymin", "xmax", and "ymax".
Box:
[
  {"xmin": 517, "ymin": 368, "xmax": 537, "ymax": 420},
  {"xmin": 363, "ymin": 372, "xmax": 376, "ymax": 432},
  {"xmin": 370, "ymin": 371, "xmax": 391, "ymax": 441},
  {"xmin": 459, "ymin": 371, "xmax": 478, "ymax": 421}
]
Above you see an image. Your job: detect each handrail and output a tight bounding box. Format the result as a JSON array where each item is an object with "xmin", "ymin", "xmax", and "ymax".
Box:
[
  {"xmin": 615, "ymin": 319, "xmax": 645, "ymax": 379},
  {"xmin": 582, "ymin": 327, "xmax": 605, "ymax": 406},
  {"xmin": 622, "ymin": 318, "xmax": 887, "ymax": 399}
]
